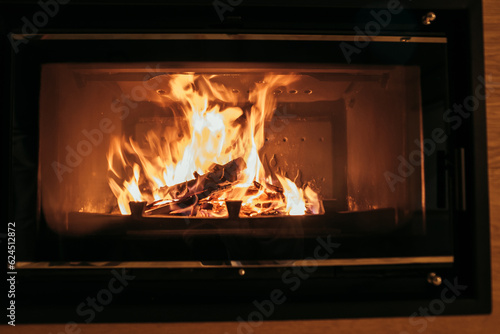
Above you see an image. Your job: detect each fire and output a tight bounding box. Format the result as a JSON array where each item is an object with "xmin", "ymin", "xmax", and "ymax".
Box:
[{"xmin": 107, "ymin": 73, "xmax": 322, "ymax": 216}]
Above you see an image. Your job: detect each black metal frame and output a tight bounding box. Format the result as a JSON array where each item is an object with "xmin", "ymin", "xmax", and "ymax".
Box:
[{"xmin": 3, "ymin": 0, "xmax": 491, "ymax": 323}]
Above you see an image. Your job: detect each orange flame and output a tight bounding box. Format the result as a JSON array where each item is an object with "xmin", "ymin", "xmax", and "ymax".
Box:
[{"xmin": 107, "ymin": 73, "xmax": 322, "ymax": 216}]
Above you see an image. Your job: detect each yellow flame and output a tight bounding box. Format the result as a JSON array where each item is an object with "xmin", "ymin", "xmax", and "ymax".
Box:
[
  {"xmin": 275, "ymin": 174, "xmax": 307, "ymax": 216},
  {"xmin": 107, "ymin": 73, "xmax": 320, "ymax": 216}
]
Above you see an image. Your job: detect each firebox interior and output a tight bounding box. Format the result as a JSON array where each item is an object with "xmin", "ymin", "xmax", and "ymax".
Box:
[{"xmin": 38, "ymin": 62, "xmax": 426, "ymax": 261}]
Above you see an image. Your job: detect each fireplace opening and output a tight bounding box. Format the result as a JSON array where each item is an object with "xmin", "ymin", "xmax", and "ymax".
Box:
[{"xmin": 39, "ymin": 63, "xmax": 424, "ymax": 241}]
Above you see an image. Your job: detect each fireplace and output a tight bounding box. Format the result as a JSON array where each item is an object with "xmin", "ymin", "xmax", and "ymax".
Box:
[
  {"xmin": 5, "ymin": 0, "xmax": 491, "ymax": 323},
  {"xmin": 41, "ymin": 63, "xmax": 421, "ymax": 232},
  {"xmin": 36, "ymin": 62, "xmax": 428, "ymax": 263}
]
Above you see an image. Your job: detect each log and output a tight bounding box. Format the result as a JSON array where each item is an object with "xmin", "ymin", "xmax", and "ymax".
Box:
[
  {"xmin": 144, "ymin": 196, "xmax": 197, "ymax": 216},
  {"xmin": 146, "ymin": 158, "xmax": 246, "ymax": 215},
  {"xmin": 163, "ymin": 157, "xmax": 245, "ymax": 200},
  {"xmin": 253, "ymin": 180, "xmax": 284, "ymax": 194}
]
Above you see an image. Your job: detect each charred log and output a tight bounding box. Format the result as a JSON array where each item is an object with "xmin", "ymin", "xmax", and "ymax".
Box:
[
  {"xmin": 161, "ymin": 157, "xmax": 245, "ymax": 200},
  {"xmin": 146, "ymin": 158, "xmax": 246, "ymax": 215}
]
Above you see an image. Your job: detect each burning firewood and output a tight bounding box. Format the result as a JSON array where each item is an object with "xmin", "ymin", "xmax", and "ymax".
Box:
[
  {"xmin": 162, "ymin": 157, "xmax": 246, "ymax": 200},
  {"xmin": 253, "ymin": 180, "xmax": 284, "ymax": 194},
  {"xmin": 146, "ymin": 158, "xmax": 246, "ymax": 215}
]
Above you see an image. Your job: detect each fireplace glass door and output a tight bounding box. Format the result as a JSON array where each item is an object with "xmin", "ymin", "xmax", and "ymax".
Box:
[{"xmin": 33, "ymin": 61, "xmax": 451, "ymax": 264}]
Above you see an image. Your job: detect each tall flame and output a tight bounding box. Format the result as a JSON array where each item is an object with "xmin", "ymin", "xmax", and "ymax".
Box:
[{"xmin": 107, "ymin": 73, "xmax": 321, "ymax": 216}]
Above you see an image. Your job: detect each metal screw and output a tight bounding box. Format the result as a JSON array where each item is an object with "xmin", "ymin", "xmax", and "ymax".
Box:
[
  {"xmin": 427, "ymin": 272, "xmax": 442, "ymax": 286},
  {"xmin": 422, "ymin": 12, "xmax": 436, "ymax": 25}
]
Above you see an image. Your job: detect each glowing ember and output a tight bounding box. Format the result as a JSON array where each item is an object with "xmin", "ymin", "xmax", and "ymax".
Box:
[{"xmin": 107, "ymin": 73, "xmax": 322, "ymax": 216}]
